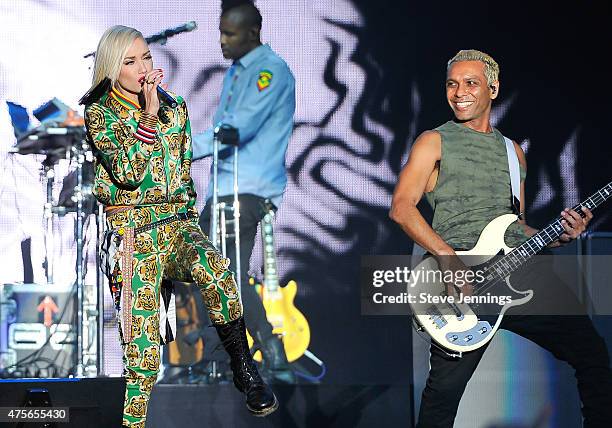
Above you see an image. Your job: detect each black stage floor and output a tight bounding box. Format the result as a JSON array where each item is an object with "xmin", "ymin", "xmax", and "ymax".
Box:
[{"xmin": 145, "ymin": 383, "xmax": 414, "ymax": 428}]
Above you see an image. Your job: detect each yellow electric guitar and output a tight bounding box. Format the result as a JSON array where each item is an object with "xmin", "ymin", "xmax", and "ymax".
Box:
[{"xmin": 247, "ymin": 201, "xmax": 310, "ymax": 362}]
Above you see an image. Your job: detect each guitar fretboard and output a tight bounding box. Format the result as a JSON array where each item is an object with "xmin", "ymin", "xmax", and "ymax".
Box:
[
  {"xmin": 483, "ymin": 181, "xmax": 612, "ymax": 283},
  {"xmin": 262, "ymin": 210, "xmax": 280, "ymax": 291}
]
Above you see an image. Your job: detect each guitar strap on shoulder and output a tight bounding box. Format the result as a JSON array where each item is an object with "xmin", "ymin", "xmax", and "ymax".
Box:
[{"xmin": 503, "ymin": 135, "xmax": 523, "ymax": 219}]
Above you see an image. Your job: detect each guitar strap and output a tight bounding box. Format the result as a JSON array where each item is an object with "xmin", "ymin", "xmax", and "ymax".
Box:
[{"xmin": 503, "ymin": 135, "xmax": 523, "ymax": 219}]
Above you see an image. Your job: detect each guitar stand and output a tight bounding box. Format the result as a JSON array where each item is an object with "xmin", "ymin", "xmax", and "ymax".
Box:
[{"xmin": 290, "ymin": 349, "xmax": 327, "ymax": 383}]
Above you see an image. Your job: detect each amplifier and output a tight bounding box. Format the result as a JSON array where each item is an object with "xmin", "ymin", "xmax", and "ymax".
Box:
[
  {"xmin": 0, "ymin": 377, "xmax": 125, "ymax": 427},
  {"xmin": 0, "ymin": 283, "xmax": 75, "ymax": 378}
]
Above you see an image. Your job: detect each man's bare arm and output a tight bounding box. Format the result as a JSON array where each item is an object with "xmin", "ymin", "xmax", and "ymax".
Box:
[{"xmin": 389, "ymin": 131, "xmax": 455, "ymax": 257}]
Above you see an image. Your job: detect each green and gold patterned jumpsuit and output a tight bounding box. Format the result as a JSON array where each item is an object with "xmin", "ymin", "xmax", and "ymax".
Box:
[{"xmin": 85, "ymin": 87, "xmax": 243, "ymax": 428}]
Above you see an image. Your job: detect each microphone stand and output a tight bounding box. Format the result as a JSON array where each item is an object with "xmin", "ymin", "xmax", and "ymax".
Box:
[{"xmin": 83, "ymin": 22, "xmax": 198, "ymax": 58}]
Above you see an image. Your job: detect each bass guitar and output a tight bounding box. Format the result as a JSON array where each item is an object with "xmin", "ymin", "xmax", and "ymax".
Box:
[{"xmin": 409, "ymin": 181, "xmax": 611, "ymax": 354}]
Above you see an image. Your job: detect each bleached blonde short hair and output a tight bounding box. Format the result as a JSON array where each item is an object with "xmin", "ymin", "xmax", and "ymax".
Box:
[{"xmin": 447, "ymin": 49, "xmax": 499, "ymax": 85}]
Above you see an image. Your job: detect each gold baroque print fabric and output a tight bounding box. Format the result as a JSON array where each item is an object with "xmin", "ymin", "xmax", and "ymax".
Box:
[
  {"xmin": 87, "ymin": 88, "xmax": 242, "ymax": 426},
  {"xmin": 105, "ymin": 204, "xmax": 242, "ymax": 427},
  {"xmin": 84, "ymin": 91, "xmax": 196, "ymax": 207}
]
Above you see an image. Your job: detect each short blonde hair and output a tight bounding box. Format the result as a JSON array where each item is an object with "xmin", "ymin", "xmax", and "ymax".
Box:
[
  {"xmin": 86, "ymin": 25, "xmax": 144, "ymax": 92},
  {"xmin": 447, "ymin": 49, "xmax": 499, "ymax": 85}
]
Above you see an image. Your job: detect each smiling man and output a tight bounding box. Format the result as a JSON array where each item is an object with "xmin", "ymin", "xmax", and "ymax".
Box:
[{"xmin": 389, "ymin": 49, "xmax": 612, "ymax": 427}]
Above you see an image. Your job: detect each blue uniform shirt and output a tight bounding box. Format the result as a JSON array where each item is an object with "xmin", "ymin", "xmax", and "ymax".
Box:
[{"xmin": 192, "ymin": 44, "xmax": 296, "ymax": 208}]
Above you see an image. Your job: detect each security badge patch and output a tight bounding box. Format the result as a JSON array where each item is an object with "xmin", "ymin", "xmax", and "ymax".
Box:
[{"xmin": 257, "ymin": 69, "xmax": 273, "ymax": 91}]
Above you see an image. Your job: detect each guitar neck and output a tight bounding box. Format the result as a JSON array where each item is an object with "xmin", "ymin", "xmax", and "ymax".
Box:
[
  {"xmin": 262, "ymin": 209, "xmax": 280, "ymax": 292},
  {"xmin": 489, "ymin": 181, "xmax": 612, "ymax": 279}
]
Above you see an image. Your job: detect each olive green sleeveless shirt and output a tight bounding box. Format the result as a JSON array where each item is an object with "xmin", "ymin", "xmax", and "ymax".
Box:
[{"xmin": 425, "ymin": 120, "xmax": 529, "ymax": 250}]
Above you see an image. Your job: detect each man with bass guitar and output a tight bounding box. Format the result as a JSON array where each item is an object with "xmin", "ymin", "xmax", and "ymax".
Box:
[{"xmin": 390, "ymin": 49, "xmax": 612, "ymax": 427}]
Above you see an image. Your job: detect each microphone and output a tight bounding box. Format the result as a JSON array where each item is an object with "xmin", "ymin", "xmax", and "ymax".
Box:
[
  {"xmin": 139, "ymin": 75, "xmax": 179, "ymax": 108},
  {"xmin": 145, "ymin": 21, "xmax": 198, "ymax": 45},
  {"xmin": 157, "ymin": 86, "xmax": 178, "ymax": 108}
]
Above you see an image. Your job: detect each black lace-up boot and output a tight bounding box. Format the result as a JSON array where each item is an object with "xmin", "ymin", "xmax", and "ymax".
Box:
[{"xmin": 215, "ymin": 317, "xmax": 279, "ymax": 416}]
